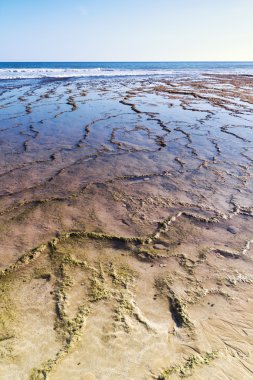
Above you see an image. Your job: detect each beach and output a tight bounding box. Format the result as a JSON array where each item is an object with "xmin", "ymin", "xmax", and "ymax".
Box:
[{"xmin": 0, "ymin": 66, "xmax": 253, "ymax": 379}]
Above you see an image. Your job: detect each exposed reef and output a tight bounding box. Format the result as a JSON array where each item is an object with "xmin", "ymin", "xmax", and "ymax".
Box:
[{"xmin": 0, "ymin": 73, "xmax": 253, "ymax": 379}]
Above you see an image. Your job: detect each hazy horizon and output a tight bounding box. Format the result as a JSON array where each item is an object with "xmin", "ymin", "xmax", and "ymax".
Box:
[{"xmin": 1, "ymin": 60, "xmax": 253, "ymax": 63}]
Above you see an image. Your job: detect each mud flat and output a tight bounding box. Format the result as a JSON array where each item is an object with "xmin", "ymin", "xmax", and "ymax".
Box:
[{"xmin": 0, "ymin": 73, "xmax": 253, "ymax": 379}]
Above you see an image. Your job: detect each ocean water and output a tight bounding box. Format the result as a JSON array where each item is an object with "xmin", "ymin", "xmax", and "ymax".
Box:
[{"xmin": 0, "ymin": 61, "xmax": 253, "ymax": 80}]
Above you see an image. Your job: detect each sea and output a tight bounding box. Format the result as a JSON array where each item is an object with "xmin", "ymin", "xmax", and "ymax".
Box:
[{"xmin": 0, "ymin": 62, "xmax": 253, "ymax": 80}]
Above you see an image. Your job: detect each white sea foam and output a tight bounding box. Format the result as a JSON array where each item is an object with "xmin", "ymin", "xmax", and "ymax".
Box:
[
  {"xmin": 1, "ymin": 67, "xmax": 253, "ymax": 80},
  {"xmin": 0, "ymin": 68, "xmax": 174, "ymax": 80}
]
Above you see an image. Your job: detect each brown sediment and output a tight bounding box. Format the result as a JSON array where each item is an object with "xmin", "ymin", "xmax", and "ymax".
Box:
[
  {"xmin": 155, "ymin": 135, "xmax": 167, "ymax": 148},
  {"xmin": 80, "ymin": 90, "xmax": 88, "ymax": 97},
  {"xmin": 119, "ymin": 99, "xmax": 142, "ymax": 114},
  {"xmin": 66, "ymin": 96, "xmax": 78, "ymax": 111},
  {"xmin": 25, "ymin": 104, "xmax": 32, "ymax": 114},
  {"xmin": 0, "ymin": 73, "xmax": 253, "ymax": 379}
]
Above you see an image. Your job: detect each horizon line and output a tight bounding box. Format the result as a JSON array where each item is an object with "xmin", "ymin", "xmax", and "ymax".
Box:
[{"xmin": 1, "ymin": 60, "xmax": 253, "ymax": 63}]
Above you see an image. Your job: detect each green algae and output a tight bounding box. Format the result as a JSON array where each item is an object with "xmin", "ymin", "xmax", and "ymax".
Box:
[
  {"xmin": 154, "ymin": 275, "xmax": 173, "ymax": 294},
  {"xmin": 49, "ymin": 244, "xmax": 89, "ymax": 270},
  {"xmin": 135, "ymin": 247, "xmax": 166, "ymax": 261},
  {"xmin": 0, "ymin": 224, "xmax": 195, "ymax": 375},
  {"xmin": 54, "ymin": 264, "xmax": 73, "ymax": 329},
  {"xmin": 113, "ymin": 293, "xmax": 134, "ymax": 333},
  {"xmin": 108, "ymin": 262, "xmax": 136, "ymax": 289},
  {"xmin": 168, "ymin": 292, "xmax": 193, "ymax": 328},
  {"xmin": 157, "ymin": 351, "xmax": 219, "ymax": 379},
  {"xmin": 30, "ymin": 305, "xmax": 90, "ymax": 380},
  {"xmin": 30, "ymin": 248, "xmax": 90, "ymax": 379},
  {"xmin": 176, "ymin": 254, "xmax": 196, "ymax": 275},
  {"xmin": 0, "ymin": 272, "xmax": 19, "ymax": 361},
  {"xmin": 0, "ymin": 244, "xmax": 47, "ymax": 278},
  {"xmin": 154, "ymin": 275, "xmax": 192, "ymax": 328},
  {"xmin": 0, "ymin": 276, "xmax": 16, "ymax": 342},
  {"xmin": 34, "ymin": 267, "xmax": 52, "ymax": 281},
  {"xmin": 198, "ymin": 247, "xmax": 209, "ymax": 262},
  {"xmin": 28, "ymin": 234, "xmax": 141, "ymax": 377},
  {"xmin": 89, "ymin": 275, "xmax": 110, "ymax": 302}
]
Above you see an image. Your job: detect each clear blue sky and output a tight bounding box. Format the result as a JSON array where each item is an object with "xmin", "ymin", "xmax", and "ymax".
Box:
[{"xmin": 1, "ymin": 0, "xmax": 253, "ymax": 61}]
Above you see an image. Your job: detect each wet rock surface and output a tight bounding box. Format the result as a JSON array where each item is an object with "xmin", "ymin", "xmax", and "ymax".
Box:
[{"xmin": 0, "ymin": 73, "xmax": 253, "ymax": 379}]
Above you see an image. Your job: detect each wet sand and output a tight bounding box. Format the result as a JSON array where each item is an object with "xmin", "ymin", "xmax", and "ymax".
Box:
[{"xmin": 0, "ymin": 73, "xmax": 253, "ymax": 379}]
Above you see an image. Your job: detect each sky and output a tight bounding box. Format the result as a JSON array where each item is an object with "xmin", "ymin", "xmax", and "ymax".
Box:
[{"xmin": 0, "ymin": 0, "xmax": 253, "ymax": 61}]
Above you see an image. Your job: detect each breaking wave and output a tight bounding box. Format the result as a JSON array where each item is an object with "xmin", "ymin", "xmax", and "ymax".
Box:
[{"xmin": 0, "ymin": 67, "xmax": 174, "ymax": 80}]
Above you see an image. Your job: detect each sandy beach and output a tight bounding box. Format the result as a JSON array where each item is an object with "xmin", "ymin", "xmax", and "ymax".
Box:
[{"xmin": 0, "ymin": 72, "xmax": 253, "ymax": 379}]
